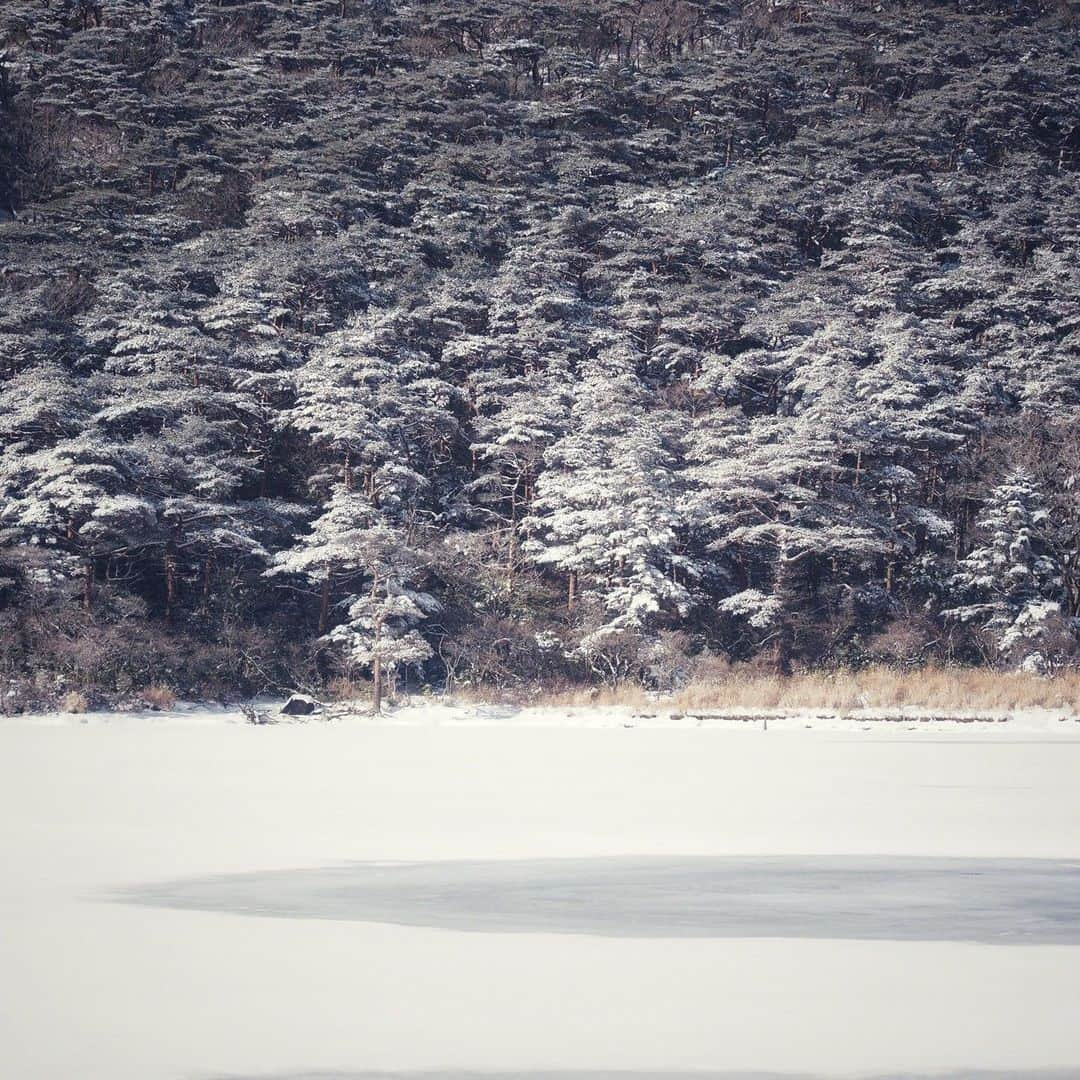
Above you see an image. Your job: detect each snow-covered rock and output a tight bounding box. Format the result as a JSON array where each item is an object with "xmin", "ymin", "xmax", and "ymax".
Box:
[{"xmin": 280, "ymin": 693, "xmax": 319, "ymax": 716}]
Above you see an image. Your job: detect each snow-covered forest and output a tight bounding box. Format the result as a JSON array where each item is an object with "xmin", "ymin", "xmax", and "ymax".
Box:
[{"xmin": 0, "ymin": 0, "xmax": 1077, "ymax": 704}]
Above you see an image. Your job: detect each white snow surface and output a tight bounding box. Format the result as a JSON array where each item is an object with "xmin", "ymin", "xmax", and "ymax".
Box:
[{"xmin": 2, "ymin": 705, "xmax": 1080, "ymax": 1080}]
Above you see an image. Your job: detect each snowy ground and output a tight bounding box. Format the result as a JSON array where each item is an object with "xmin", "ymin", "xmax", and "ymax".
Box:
[{"xmin": 2, "ymin": 708, "xmax": 1080, "ymax": 1080}]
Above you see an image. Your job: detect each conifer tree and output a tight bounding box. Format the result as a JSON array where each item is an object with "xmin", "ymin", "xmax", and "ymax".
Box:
[{"xmin": 943, "ymin": 471, "xmax": 1066, "ymax": 671}]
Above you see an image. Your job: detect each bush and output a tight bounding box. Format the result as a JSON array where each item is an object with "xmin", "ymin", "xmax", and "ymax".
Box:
[{"xmin": 438, "ymin": 612, "xmax": 573, "ymax": 691}]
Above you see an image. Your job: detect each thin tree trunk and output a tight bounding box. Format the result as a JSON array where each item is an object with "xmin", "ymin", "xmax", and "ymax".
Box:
[
  {"xmin": 506, "ymin": 525, "xmax": 516, "ymax": 590},
  {"xmin": 317, "ymin": 577, "xmax": 331, "ymax": 636},
  {"xmin": 164, "ymin": 540, "xmax": 178, "ymax": 621},
  {"xmin": 372, "ymin": 655, "xmax": 383, "ymax": 714},
  {"xmin": 200, "ymin": 556, "xmax": 213, "ymax": 612},
  {"xmin": 83, "ymin": 556, "xmax": 94, "ymax": 613}
]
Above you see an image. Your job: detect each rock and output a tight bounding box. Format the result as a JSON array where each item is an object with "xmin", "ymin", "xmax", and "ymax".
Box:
[{"xmin": 280, "ymin": 693, "xmax": 318, "ymax": 716}]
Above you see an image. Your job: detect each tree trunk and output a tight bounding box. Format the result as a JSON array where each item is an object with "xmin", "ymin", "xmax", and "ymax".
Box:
[
  {"xmin": 317, "ymin": 577, "xmax": 331, "ymax": 636},
  {"xmin": 372, "ymin": 655, "xmax": 383, "ymax": 714},
  {"xmin": 775, "ymin": 621, "xmax": 793, "ymax": 677},
  {"xmin": 83, "ymin": 556, "xmax": 94, "ymax": 613},
  {"xmin": 568, "ymin": 570, "xmax": 578, "ymax": 612},
  {"xmin": 200, "ymin": 556, "xmax": 214, "ymax": 612},
  {"xmin": 164, "ymin": 540, "xmax": 178, "ymax": 620},
  {"xmin": 506, "ymin": 525, "xmax": 516, "ymax": 590}
]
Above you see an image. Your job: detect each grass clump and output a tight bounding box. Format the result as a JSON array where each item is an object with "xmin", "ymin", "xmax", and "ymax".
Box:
[
  {"xmin": 59, "ymin": 690, "xmax": 90, "ymax": 714},
  {"xmin": 141, "ymin": 683, "xmax": 177, "ymax": 710}
]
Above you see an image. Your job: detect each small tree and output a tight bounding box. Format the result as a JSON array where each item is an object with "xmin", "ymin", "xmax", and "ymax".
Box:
[
  {"xmin": 328, "ymin": 588, "xmax": 440, "ymax": 712},
  {"xmin": 324, "ymin": 523, "xmax": 439, "ymax": 712}
]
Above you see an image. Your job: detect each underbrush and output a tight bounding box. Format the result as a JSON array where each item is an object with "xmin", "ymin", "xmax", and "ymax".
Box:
[
  {"xmin": 3, "ymin": 594, "xmax": 1076, "ymax": 718},
  {"xmin": 0, "ymin": 602, "xmax": 316, "ymax": 714}
]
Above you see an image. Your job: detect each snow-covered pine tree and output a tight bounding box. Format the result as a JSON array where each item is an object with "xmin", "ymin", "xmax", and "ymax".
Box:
[
  {"xmin": 323, "ymin": 524, "xmax": 439, "ymax": 713},
  {"xmin": 288, "ymin": 309, "xmax": 462, "ymax": 513},
  {"xmin": 522, "ymin": 337, "xmax": 698, "ymax": 672},
  {"xmin": 288, "ymin": 321, "xmax": 397, "ymax": 499},
  {"xmin": 267, "ymin": 484, "xmax": 381, "ymax": 635},
  {"xmin": 0, "ymin": 433, "xmax": 157, "ymax": 612},
  {"xmin": 943, "ymin": 470, "xmax": 1066, "ymax": 671}
]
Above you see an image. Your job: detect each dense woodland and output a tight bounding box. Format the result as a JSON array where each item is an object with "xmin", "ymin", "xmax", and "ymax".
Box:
[{"xmin": 0, "ymin": 0, "xmax": 1077, "ymax": 707}]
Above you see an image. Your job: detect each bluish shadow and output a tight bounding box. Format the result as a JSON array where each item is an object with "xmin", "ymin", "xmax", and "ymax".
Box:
[
  {"xmin": 119, "ymin": 855, "xmax": 1080, "ymax": 944},
  {"xmin": 209, "ymin": 1070, "xmax": 1080, "ymax": 1080}
]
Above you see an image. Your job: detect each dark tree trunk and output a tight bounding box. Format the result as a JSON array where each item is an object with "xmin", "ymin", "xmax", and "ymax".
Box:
[
  {"xmin": 775, "ymin": 622, "xmax": 793, "ymax": 677},
  {"xmin": 318, "ymin": 577, "xmax": 331, "ymax": 636},
  {"xmin": 164, "ymin": 540, "xmax": 178, "ymax": 620},
  {"xmin": 201, "ymin": 556, "xmax": 214, "ymax": 612}
]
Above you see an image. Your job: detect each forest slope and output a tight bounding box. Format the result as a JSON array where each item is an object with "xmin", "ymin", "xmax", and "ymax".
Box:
[{"xmin": 0, "ymin": 0, "xmax": 1077, "ymax": 703}]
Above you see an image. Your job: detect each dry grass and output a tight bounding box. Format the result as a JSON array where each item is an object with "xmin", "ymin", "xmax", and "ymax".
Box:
[
  {"xmin": 537, "ymin": 664, "xmax": 1080, "ymax": 715},
  {"xmin": 324, "ymin": 676, "xmax": 371, "ymax": 702},
  {"xmin": 142, "ymin": 683, "xmax": 177, "ymax": 710},
  {"xmin": 60, "ymin": 690, "xmax": 89, "ymax": 713}
]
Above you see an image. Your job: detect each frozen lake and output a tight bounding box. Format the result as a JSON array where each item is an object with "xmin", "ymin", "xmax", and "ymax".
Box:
[{"xmin": 2, "ymin": 718, "xmax": 1080, "ymax": 1079}]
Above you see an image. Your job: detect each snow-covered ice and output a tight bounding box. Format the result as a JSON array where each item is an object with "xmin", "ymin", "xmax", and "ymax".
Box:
[
  {"xmin": 2, "ymin": 712, "xmax": 1080, "ymax": 1080},
  {"xmin": 126, "ymin": 855, "xmax": 1080, "ymax": 945}
]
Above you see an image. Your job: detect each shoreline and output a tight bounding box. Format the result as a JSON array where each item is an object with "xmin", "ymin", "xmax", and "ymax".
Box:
[{"xmin": 4, "ymin": 698, "xmax": 1078, "ymax": 732}]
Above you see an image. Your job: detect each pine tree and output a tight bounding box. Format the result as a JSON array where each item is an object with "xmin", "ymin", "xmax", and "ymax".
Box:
[
  {"xmin": 323, "ymin": 524, "xmax": 439, "ymax": 713},
  {"xmin": 943, "ymin": 471, "xmax": 1066, "ymax": 671},
  {"xmin": 522, "ymin": 341, "xmax": 698, "ymax": 658},
  {"xmin": 267, "ymin": 485, "xmax": 381, "ymax": 636}
]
